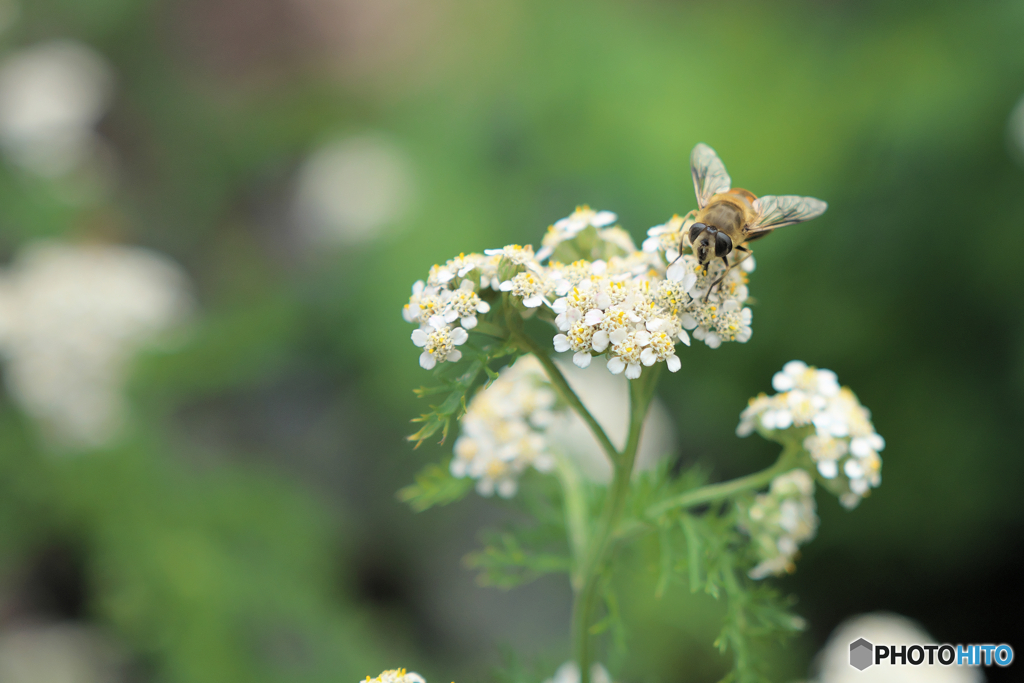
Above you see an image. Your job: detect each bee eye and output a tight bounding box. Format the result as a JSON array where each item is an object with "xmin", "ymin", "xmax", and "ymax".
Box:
[
  {"xmin": 714, "ymin": 232, "xmax": 733, "ymax": 257},
  {"xmin": 688, "ymin": 223, "xmax": 706, "ymax": 245}
]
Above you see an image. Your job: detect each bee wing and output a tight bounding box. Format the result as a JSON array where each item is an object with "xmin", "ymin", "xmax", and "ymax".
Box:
[
  {"xmin": 748, "ymin": 195, "xmax": 828, "ymax": 236},
  {"xmin": 690, "ymin": 143, "xmax": 731, "ymax": 209}
]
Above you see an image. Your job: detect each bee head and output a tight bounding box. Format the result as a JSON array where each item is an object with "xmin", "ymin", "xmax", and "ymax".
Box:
[{"xmin": 689, "ymin": 223, "xmax": 732, "ymax": 265}]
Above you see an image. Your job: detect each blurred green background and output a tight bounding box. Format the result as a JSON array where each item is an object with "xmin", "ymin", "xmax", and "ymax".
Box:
[{"xmin": 0, "ymin": 0, "xmax": 1021, "ymax": 681}]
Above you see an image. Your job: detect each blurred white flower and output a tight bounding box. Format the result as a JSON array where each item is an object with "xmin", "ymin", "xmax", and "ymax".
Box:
[
  {"xmin": 292, "ymin": 133, "xmax": 415, "ymax": 247},
  {"xmin": 450, "ymin": 356, "xmax": 560, "ymax": 498},
  {"xmin": 738, "ymin": 469, "xmax": 818, "ymax": 579},
  {"xmin": 0, "ymin": 622, "xmax": 128, "ymax": 683},
  {"xmin": 738, "ymin": 362, "xmax": 884, "ymax": 509},
  {"xmin": 0, "ymin": 241, "xmax": 192, "ymax": 450},
  {"xmin": 809, "ymin": 613, "xmax": 983, "ymax": 683},
  {"xmin": 0, "ymin": 40, "xmax": 114, "ymax": 177},
  {"xmin": 543, "ymin": 661, "xmax": 613, "ymax": 683}
]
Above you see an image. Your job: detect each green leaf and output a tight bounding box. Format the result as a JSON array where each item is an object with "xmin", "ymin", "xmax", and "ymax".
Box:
[
  {"xmin": 464, "ymin": 531, "xmax": 571, "ymax": 588},
  {"xmin": 396, "ymin": 462, "xmax": 473, "ymax": 512}
]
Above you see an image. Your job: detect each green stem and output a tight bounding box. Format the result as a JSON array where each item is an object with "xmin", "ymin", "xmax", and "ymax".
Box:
[
  {"xmin": 572, "ymin": 366, "xmax": 662, "ymax": 683},
  {"xmin": 555, "ymin": 451, "xmax": 590, "ymax": 590},
  {"xmin": 645, "ymin": 443, "xmax": 800, "ymax": 519},
  {"xmin": 509, "ymin": 326, "xmax": 619, "ymax": 464}
]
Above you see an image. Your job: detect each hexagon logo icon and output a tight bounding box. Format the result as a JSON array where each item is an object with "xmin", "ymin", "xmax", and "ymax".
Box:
[{"xmin": 850, "ymin": 638, "xmax": 873, "ymax": 671}]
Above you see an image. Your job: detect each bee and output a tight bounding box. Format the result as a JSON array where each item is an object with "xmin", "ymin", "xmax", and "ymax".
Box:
[{"xmin": 679, "ymin": 143, "xmax": 828, "ymax": 299}]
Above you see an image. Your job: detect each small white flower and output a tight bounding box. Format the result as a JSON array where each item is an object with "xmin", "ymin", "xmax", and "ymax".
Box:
[
  {"xmin": 500, "ymin": 270, "xmax": 548, "ymax": 308},
  {"xmin": 739, "ymin": 470, "xmax": 818, "ymax": 580},
  {"xmin": 362, "ymin": 669, "xmax": 426, "ymax": 683},
  {"xmin": 449, "ymin": 357, "xmax": 569, "ymax": 499},
  {"xmin": 485, "ymin": 243, "xmax": 535, "ymax": 265},
  {"xmin": 410, "ymin": 315, "xmax": 468, "ymax": 369}
]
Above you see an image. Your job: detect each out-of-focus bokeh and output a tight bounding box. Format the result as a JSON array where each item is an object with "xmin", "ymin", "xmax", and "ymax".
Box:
[{"xmin": 0, "ymin": 0, "xmax": 1021, "ymax": 681}]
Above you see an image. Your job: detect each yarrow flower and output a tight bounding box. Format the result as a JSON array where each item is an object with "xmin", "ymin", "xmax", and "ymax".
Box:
[
  {"xmin": 450, "ymin": 356, "xmax": 564, "ymax": 498},
  {"xmin": 362, "ymin": 669, "xmax": 426, "ymax": 683},
  {"xmin": 537, "ymin": 205, "xmax": 617, "ymax": 261},
  {"xmin": 738, "ymin": 469, "xmax": 818, "ymax": 579},
  {"xmin": 403, "ymin": 203, "xmax": 763, "ymax": 377},
  {"xmin": 738, "ymin": 361, "xmax": 884, "ymax": 509},
  {"xmin": 411, "ymin": 315, "xmax": 468, "ymax": 369}
]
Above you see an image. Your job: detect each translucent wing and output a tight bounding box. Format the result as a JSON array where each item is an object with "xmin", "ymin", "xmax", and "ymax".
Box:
[
  {"xmin": 690, "ymin": 143, "xmax": 731, "ymax": 209},
  {"xmin": 748, "ymin": 195, "xmax": 828, "ymax": 236}
]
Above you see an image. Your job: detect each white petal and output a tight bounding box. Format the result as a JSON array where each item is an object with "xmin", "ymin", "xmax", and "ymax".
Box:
[
  {"xmin": 677, "ymin": 329, "xmax": 691, "ymax": 346},
  {"xmin": 448, "ymin": 349, "xmax": 462, "ymax": 362},
  {"xmin": 817, "ymin": 459, "xmax": 838, "ymax": 479},
  {"xmin": 553, "ymin": 334, "xmax": 571, "ymax": 352},
  {"xmin": 437, "ymin": 269, "xmax": 455, "ymax": 283},
  {"xmin": 666, "ymin": 354, "xmax": 681, "ymax": 372},
  {"xmin": 591, "ymin": 330, "xmax": 609, "ymax": 352},
  {"xmin": 625, "ymin": 363, "xmax": 642, "ymax": 379},
  {"xmin": 584, "ymin": 309, "xmax": 604, "ymax": 326},
  {"xmin": 783, "ymin": 360, "xmax": 807, "ymax": 376},
  {"xmin": 476, "ymin": 300, "xmax": 491, "ymax": 313},
  {"xmin": 592, "ymin": 210, "xmax": 617, "ymax": 226},
  {"xmin": 595, "ymin": 292, "xmax": 611, "ymax": 309},
  {"xmin": 461, "ymin": 315, "xmax": 478, "ymax": 329},
  {"xmin": 411, "ymin": 329, "xmax": 428, "ymax": 347},
  {"xmin": 499, "ymin": 280, "xmax": 514, "ymax": 291},
  {"xmin": 607, "ymin": 357, "xmax": 625, "ymax": 374},
  {"xmin": 682, "ymin": 270, "xmax": 698, "ymax": 292},
  {"xmin": 680, "ymin": 313, "xmax": 698, "ymax": 330},
  {"xmin": 844, "ymin": 459, "xmax": 864, "ymax": 479},
  {"xmin": 609, "ymin": 328, "xmax": 628, "ymax": 345},
  {"xmin": 552, "ymin": 298, "xmax": 568, "ymax": 313},
  {"xmin": 645, "ymin": 318, "xmax": 663, "ymax": 332},
  {"xmin": 573, "ymin": 352, "xmax": 592, "ymax": 368},
  {"xmin": 497, "ymin": 478, "xmax": 518, "ymax": 500},
  {"xmin": 443, "ymin": 309, "xmax": 458, "ymax": 323},
  {"xmin": 705, "ymin": 333, "xmax": 722, "ymax": 349},
  {"xmin": 772, "ymin": 372, "xmax": 795, "ymax": 391},
  {"xmin": 450, "ymin": 327, "xmax": 469, "ymax": 344},
  {"xmin": 634, "ymin": 330, "xmax": 651, "ymax": 346},
  {"xmin": 640, "ymin": 348, "xmax": 657, "ymax": 366},
  {"xmin": 419, "ymin": 351, "xmax": 436, "ymax": 370},
  {"xmin": 428, "ymin": 314, "xmax": 446, "ymax": 331},
  {"xmin": 667, "ymin": 262, "xmax": 686, "ymax": 282},
  {"xmin": 523, "ymin": 295, "xmax": 544, "ymax": 308}
]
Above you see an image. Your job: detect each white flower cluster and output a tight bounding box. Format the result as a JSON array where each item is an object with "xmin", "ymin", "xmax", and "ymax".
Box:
[
  {"xmin": 450, "ymin": 356, "xmax": 561, "ymax": 498},
  {"xmin": 737, "ymin": 361, "xmax": 885, "ymax": 509},
  {"xmin": 403, "ymin": 208, "xmax": 759, "ymax": 378},
  {"xmin": 0, "ymin": 241, "xmax": 192, "ymax": 449},
  {"xmin": 403, "ymin": 252, "xmax": 499, "ymax": 369},
  {"xmin": 361, "ymin": 669, "xmax": 426, "ymax": 683},
  {"xmin": 738, "ymin": 469, "xmax": 818, "ymax": 579},
  {"xmin": 643, "ymin": 213, "xmax": 755, "ymax": 348}
]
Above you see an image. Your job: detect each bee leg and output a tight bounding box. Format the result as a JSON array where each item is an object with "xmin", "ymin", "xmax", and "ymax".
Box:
[
  {"xmin": 668, "ymin": 210, "xmax": 699, "ymax": 265},
  {"xmin": 702, "ymin": 256, "xmax": 731, "ymax": 303}
]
